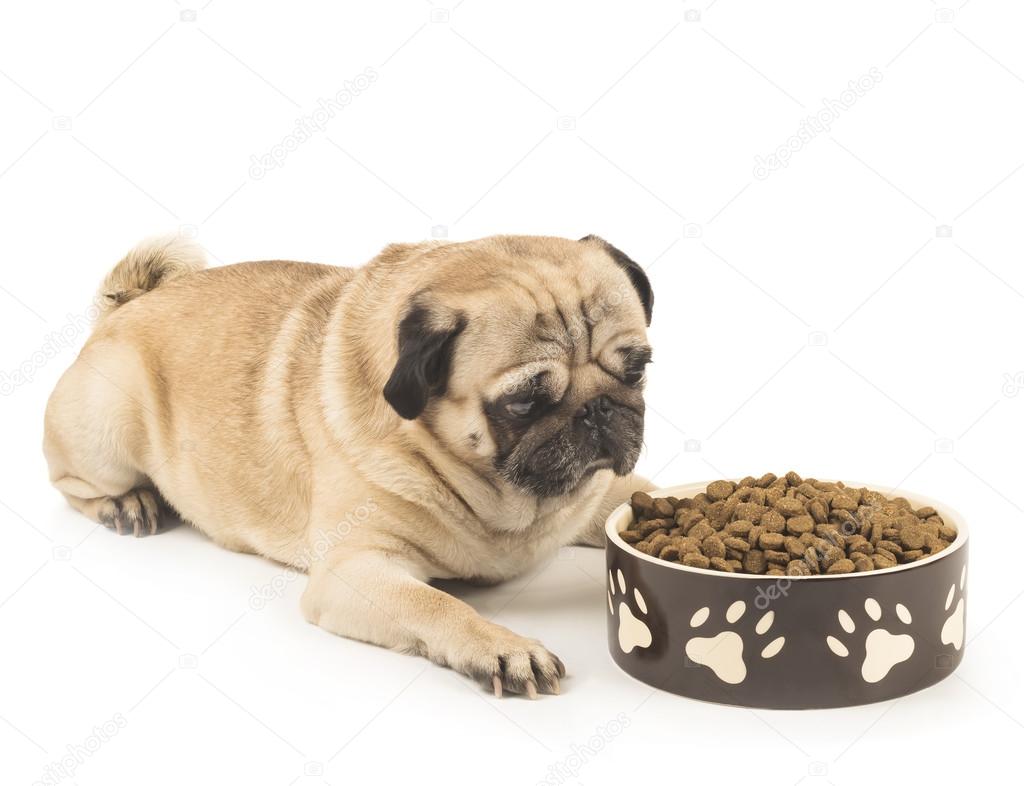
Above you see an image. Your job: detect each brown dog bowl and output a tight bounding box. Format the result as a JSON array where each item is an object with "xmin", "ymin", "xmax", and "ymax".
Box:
[{"xmin": 605, "ymin": 481, "xmax": 968, "ymax": 709}]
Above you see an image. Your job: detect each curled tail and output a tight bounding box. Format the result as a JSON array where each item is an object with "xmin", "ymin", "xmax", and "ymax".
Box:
[{"xmin": 96, "ymin": 234, "xmax": 207, "ymax": 324}]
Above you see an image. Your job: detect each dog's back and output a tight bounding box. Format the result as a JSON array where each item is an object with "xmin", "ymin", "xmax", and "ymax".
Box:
[{"xmin": 45, "ymin": 238, "xmax": 355, "ymax": 555}]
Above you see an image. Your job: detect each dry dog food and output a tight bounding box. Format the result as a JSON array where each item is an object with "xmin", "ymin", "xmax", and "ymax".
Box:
[{"xmin": 623, "ymin": 472, "xmax": 957, "ymax": 575}]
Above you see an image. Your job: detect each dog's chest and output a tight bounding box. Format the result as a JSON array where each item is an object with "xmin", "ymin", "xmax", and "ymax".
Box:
[{"xmin": 449, "ymin": 490, "xmax": 601, "ymax": 582}]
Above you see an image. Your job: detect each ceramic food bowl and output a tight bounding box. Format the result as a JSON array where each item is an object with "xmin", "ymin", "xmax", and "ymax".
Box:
[{"xmin": 605, "ymin": 481, "xmax": 968, "ymax": 709}]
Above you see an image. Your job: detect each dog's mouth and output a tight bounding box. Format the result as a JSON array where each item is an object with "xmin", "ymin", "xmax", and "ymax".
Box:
[
  {"xmin": 584, "ymin": 456, "xmax": 614, "ymax": 474},
  {"xmin": 500, "ymin": 409, "xmax": 644, "ymax": 498}
]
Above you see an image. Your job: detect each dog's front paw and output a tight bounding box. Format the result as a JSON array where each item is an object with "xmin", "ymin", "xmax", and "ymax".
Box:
[{"xmin": 451, "ymin": 624, "xmax": 565, "ymax": 698}]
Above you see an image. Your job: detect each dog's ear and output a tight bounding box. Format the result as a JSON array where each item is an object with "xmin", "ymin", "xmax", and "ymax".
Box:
[
  {"xmin": 383, "ymin": 300, "xmax": 466, "ymax": 420},
  {"xmin": 579, "ymin": 235, "xmax": 653, "ymax": 326}
]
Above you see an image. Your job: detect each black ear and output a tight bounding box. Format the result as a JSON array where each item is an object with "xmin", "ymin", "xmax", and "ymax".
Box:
[
  {"xmin": 579, "ymin": 235, "xmax": 654, "ymax": 326},
  {"xmin": 383, "ymin": 303, "xmax": 466, "ymax": 420}
]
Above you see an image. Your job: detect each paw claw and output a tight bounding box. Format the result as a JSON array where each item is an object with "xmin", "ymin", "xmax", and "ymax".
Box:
[
  {"xmin": 554, "ymin": 655, "xmax": 566, "ymax": 679},
  {"xmin": 467, "ymin": 631, "xmax": 564, "ymax": 698}
]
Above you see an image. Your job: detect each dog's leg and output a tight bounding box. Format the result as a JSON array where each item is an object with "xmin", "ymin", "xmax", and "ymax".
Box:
[
  {"xmin": 44, "ymin": 355, "xmax": 163, "ymax": 537},
  {"xmin": 573, "ymin": 473, "xmax": 653, "ymax": 547},
  {"xmin": 301, "ymin": 550, "xmax": 564, "ymax": 697},
  {"xmin": 47, "ymin": 448, "xmax": 163, "ymax": 537}
]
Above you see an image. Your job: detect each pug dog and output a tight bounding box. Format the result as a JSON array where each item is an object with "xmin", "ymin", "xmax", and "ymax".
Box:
[{"xmin": 43, "ymin": 233, "xmax": 654, "ymax": 697}]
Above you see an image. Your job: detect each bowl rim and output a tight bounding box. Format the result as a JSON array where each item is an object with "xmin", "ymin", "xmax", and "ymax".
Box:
[{"xmin": 605, "ymin": 479, "xmax": 968, "ymax": 580}]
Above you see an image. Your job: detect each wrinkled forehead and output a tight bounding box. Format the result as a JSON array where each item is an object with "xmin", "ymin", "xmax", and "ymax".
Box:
[{"xmin": 464, "ymin": 277, "xmax": 649, "ymax": 398}]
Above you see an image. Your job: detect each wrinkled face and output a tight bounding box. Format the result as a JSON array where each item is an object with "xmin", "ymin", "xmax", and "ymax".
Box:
[
  {"xmin": 383, "ymin": 234, "xmax": 653, "ymax": 499},
  {"xmin": 479, "ymin": 314, "xmax": 650, "ymax": 497}
]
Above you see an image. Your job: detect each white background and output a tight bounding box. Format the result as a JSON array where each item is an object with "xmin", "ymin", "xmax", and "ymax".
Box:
[{"xmin": 1, "ymin": 1, "xmax": 1022, "ymax": 784}]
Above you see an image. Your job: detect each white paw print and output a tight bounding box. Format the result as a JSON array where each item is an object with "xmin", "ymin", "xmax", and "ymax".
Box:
[
  {"xmin": 826, "ymin": 598, "xmax": 915, "ymax": 683},
  {"xmin": 608, "ymin": 569, "xmax": 652, "ymax": 653},
  {"xmin": 684, "ymin": 601, "xmax": 785, "ymax": 684},
  {"xmin": 941, "ymin": 566, "xmax": 967, "ymax": 651}
]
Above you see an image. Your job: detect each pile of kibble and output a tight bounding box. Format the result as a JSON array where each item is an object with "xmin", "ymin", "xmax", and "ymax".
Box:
[{"xmin": 623, "ymin": 472, "xmax": 957, "ymax": 575}]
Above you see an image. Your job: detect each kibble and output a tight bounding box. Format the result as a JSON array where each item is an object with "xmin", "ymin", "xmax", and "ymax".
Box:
[
  {"xmin": 827, "ymin": 558, "xmax": 855, "ymax": 575},
  {"xmin": 625, "ymin": 473, "xmax": 957, "ymax": 574},
  {"xmin": 709, "ymin": 556, "xmax": 733, "ymax": 572},
  {"xmin": 706, "ymin": 480, "xmax": 736, "ymax": 501},
  {"xmin": 743, "ymin": 550, "xmax": 767, "ymax": 574},
  {"xmin": 683, "ymin": 552, "xmax": 711, "ymax": 569},
  {"xmin": 786, "ymin": 515, "xmax": 815, "ymax": 535}
]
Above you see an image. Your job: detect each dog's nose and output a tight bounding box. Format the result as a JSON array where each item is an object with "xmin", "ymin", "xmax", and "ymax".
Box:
[{"xmin": 575, "ymin": 395, "xmax": 613, "ymax": 427}]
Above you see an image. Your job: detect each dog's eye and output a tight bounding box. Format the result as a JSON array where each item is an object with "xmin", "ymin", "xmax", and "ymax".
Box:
[
  {"xmin": 623, "ymin": 359, "xmax": 650, "ymax": 386},
  {"xmin": 505, "ymin": 400, "xmax": 535, "ymax": 418},
  {"xmin": 620, "ymin": 346, "xmax": 652, "ymax": 386}
]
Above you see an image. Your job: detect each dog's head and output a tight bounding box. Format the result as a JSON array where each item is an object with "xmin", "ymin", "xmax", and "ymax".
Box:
[{"xmin": 383, "ymin": 234, "xmax": 652, "ymax": 498}]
